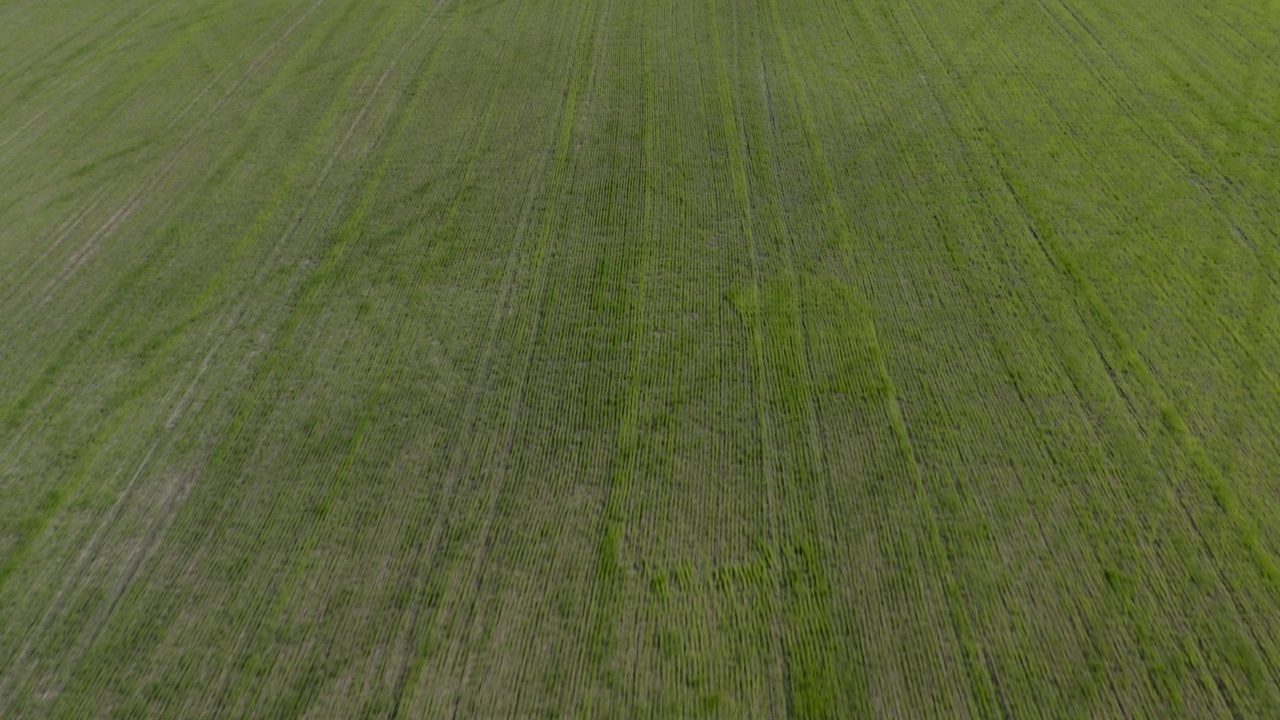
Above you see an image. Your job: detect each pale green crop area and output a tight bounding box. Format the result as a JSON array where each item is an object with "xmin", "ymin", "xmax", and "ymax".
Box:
[{"xmin": 2, "ymin": 0, "xmax": 1279, "ymax": 716}]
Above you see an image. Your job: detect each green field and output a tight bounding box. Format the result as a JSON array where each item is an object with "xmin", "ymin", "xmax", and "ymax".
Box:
[{"xmin": 2, "ymin": 0, "xmax": 1279, "ymax": 715}]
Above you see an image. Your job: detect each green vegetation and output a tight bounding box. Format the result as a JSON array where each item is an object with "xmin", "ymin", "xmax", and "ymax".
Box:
[{"xmin": 2, "ymin": 0, "xmax": 1279, "ymax": 715}]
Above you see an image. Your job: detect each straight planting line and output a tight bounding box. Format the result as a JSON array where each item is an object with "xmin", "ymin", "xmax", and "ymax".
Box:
[
  {"xmin": 617, "ymin": 12, "xmax": 660, "ymax": 711},
  {"xmin": 762, "ymin": 0, "xmax": 1005, "ymax": 716},
  {"xmin": 572, "ymin": 0, "xmax": 657, "ymax": 710},
  {"xmin": 703, "ymin": 0, "xmax": 801, "ymax": 715},
  {"xmin": 529, "ymin": 0, "xmax": 623, "ymax": 706},
  {"xmin": 389, "ymin": 0, "xmax": 603, "ymax": 714}
]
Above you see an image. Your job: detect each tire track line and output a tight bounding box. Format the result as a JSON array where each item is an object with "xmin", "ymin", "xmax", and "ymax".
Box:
[
  {"xmin": 0, "ymin": 0, "xmax": 298, "ymax": 327},
  {"xmin": 0, "ymin": 0, "xmax": 325, "ymax": 365},
  {"xmin": 881, "ymin": 0, "xmax": 1279, "ymax": 709},
  {"xmin": 88, "ymin": 0, "xmax": 459, "ymax": 709},
  {"xmin": 906, "ymin": 0, "xmax": 1279, "ymax": 688},
  {"xmin": 930, "ymin": 0, "xmax": 1280, "ymax": 637},
  {"xmin": 755, "ymin": 26, "xmax": 881, "ymax": 716},
  {"xmin": 170, "ymin": 4, "xmax": 468, "ymax": 708},
  {"xmin": 227, "ymin": 10, "xmax": 513, "ymax": 709},
  {"xmin": 8, "ymin": 0, "xmax": 327, "ymax": 324},
  {"xmin": 0, "ymin": 0, "xmax": 326, "ymax": 429},
  {"xmin": 172, "ymin": 4, "xmax": 463, "ymax": 641},
  {"xmin": 1007, "ymin": 0, "xmax": 1280, "ymax": 696},
  {"xmin": 0, "ymin": 0, "xmax": 330, "ymax": 602},
  {"xmin": 349, "ymin": 0, "xmax": 565, "ymax": 711},
  {"xmin": 0, "ymin": 187, "xmax": 106, "ymax": 312},
  {"xmin": 0, "ymin": 0, "xmax": 168, "ymax": 156},
  {"xmin": 0, "ymin": 326, "xmax": 224, "ymax": 697},
  {"xmin": 1033, "ymin": 0, "xmax": 1280, "ymax": 383}
]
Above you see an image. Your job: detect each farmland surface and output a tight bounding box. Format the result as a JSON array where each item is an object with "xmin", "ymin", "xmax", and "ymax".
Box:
[{"xmin": 2, "ymin": 0, "xmax": 1280, "ymax": 716}]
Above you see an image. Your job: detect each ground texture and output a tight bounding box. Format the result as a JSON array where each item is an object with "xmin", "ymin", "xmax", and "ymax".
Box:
[{"xmin": 2, "ymin": 0, "xmax": 1280, "ymax": 716}]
